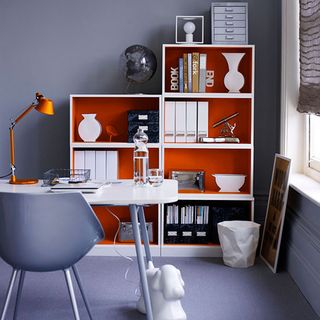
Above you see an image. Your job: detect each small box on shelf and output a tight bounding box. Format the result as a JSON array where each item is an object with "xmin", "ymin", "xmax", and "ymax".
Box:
[
  {"xmin": 119, "ymin": 221, "xmax": 153, "ymax": 242},
  {"xmin": 128, "ymin": 110, "xmax": 159, "ymax": 143}
]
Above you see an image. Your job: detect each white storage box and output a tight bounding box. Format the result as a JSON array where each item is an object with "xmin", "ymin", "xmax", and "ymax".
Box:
[{"xmin": 218, "ymin": 220, "xmax": 260, "ymax": 268}]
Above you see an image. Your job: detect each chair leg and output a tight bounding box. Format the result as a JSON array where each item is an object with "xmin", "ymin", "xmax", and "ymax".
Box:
[
  {"xmin": 72, "ymin": 265, "xmax": 93, "ymax": 320},
  {"xmin": 64, "ymin": 269, "xmax": 80, "ymax": 320},
  {"xmin": 0, "ymin": 269, "xmax": 19, "ymax": 320},
  {"xmin": 13, "ymin": 270, "xmax": 25, "ymax": 320}
]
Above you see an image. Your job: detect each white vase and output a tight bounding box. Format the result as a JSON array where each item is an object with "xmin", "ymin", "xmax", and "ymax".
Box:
[
  {"xmin": 78, "ymin": 114, "xmax": 102, "ymax": 142},
  {"xmin": 222, "ymin": 52, "xmax": 245, "ymax": 93}
]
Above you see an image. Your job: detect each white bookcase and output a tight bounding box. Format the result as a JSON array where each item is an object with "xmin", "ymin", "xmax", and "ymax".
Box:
[
  {"xmin": 160, "ymin": 44, "xmax": 255, "ymax": 257},
  {"xmin": 69, "ymin": 94, "xmax": 162, "ymax": 256},
  {"xmin": 69, "ymin": 44, "xmax": 255, "ymax": 257}
]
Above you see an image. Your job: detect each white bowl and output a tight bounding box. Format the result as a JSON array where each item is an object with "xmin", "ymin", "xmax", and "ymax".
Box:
[{"xmin": 212, "ymin": 174, "xmax": 246, "ymax": 192}]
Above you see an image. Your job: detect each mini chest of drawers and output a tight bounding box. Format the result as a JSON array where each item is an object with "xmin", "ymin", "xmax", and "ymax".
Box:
[{"xmin": 211, "ymin": 2, "xmax": 248, "ymax": 44}]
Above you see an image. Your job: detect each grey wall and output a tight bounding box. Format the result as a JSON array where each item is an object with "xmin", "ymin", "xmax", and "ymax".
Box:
[
  {"xmin": 283, "ymin": 187, "xmax": 320, "ymax": 316},
  {"xmin": 0, "ymin": 0, "xmax": 281, "ymax": 220}
]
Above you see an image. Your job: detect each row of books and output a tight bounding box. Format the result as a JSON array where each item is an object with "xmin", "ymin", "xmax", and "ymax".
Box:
[
  {"xmin": 164, "ymin": 101, "xmax": 208, "ymax": 143},
  {"xmin": 166, "ymin": 204, "xmax": 209, "ymax": 225},
  {"xmin": 174, "ymin": 52, "xmax": 208, "ymax": 93},
  {"xmin": 74, "ymin": 150, "xmax": 118, "ymax": 181}
]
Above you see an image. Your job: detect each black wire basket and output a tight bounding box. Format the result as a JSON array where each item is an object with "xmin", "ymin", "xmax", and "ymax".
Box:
[{"xmin": 42, "ymin": 169, "xmax": 90, "ymax": 186}]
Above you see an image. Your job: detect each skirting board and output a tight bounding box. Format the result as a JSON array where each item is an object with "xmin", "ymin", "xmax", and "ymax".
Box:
[{"xmin": 87, "ymin": 244, "xmax": 223, "ymax": 258}]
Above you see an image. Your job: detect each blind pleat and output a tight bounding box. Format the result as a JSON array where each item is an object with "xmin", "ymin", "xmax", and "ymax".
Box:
[{"xmin": 298, "ymin": 0, "xmax": 320, "ymax": 114}]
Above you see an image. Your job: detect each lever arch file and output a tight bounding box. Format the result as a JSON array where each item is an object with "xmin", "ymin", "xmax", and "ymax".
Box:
[
  {"xmin": 95, "ymin": 150, "xmax": 107, "ymax": 180},
  {"xmin": 197, "ymin": 101, "xmax": 209, "ymax": 141},
  {"xmin": 84, "ymin": 150, "xmax": 96, "ymax": 180},
  {"xmin": 74, "ymin": 150, "xmax": 85, "ymax": 170},
  {"xmin": 164, "ymin": 101, "xmax": 175, "ymax": 142},
  {"xmin": 175, "ymin": 101, "xmax": 187, "ymax": 143},
  {"xmin": 106, "ymin": 151, "xmax": 118, "ymax": 181},
  {"xmin": 186, "ymin": 101, "xmax": 197, "ymax": 143}
]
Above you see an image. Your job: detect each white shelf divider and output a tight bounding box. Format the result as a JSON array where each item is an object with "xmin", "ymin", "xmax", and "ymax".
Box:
[
  {"xmin": 163, "ymin": 143, "xmax": 252, "ymax": 149},
  {"xmin": 177, "ymin": 193, "xmax": 254, "ymax": 201},
  {"xmin": 71, "ymin": 142, "xmax": 160, "ymax": 149},
  {"xmin": 163, "ymin": 92, "xmax": 253, "ymax": 99}
]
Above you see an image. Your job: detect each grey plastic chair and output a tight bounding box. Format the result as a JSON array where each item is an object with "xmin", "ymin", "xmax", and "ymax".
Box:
[{"xmin": 0, "ymin": 192, "xmax": 104, "ymax": 320}]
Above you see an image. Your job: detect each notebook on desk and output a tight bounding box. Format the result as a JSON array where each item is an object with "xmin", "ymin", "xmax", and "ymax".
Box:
[{"xmin": 50, "ymin": 181, "xmax": 109, "ymax": 193}]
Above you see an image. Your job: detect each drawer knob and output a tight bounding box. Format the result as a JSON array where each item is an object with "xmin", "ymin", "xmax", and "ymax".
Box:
[{"xmin": 225, "ymin": 15, "xmax": 234, "ymax": 19}]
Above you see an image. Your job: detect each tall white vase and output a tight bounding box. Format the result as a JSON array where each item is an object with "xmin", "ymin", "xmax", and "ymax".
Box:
[
  {"xmin": 222, "ymin": 52, "xmax": 245, "ymax": 93},
  {"xmin": 78, "ymin": 114, "xmax": 102, "ymax": 142}
]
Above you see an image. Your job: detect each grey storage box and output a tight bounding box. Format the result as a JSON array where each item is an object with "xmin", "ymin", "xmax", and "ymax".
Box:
[
  {"xmin": 211, "ymin": 2, "xmax": 248, "ymax": 44},
  {"xmin": 128, "ymin": 110, "xmax": 159, "ymax": 143},
  {"xmin": 128, "ymin": 110, "xmax": 159, "ymax": 123},
  {"xmin": 128, "ymin": 122, "xmax": 159, "ymax": 143},
  {"xmin": 119, "ymin": 222, "xmax": 153, "ymax": 242}
]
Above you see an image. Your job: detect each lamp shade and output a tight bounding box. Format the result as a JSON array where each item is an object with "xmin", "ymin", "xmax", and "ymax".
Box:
[{"xmin": 35, "ymin": 93, "xmax": 54, "ymax": 115}]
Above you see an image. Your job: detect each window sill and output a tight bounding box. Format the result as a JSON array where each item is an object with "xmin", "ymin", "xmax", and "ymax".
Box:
[{"xmin": 290, "ymin": 173, "xmax": 320, "ymax": 208}]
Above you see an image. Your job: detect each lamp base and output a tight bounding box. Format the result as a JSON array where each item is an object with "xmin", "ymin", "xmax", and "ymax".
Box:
[{"xmin": 9, "ymin": 176, "xmax": 38, "ymax": 185}]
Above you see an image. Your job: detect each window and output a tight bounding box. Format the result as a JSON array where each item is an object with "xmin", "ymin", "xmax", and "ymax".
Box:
[{"xmin": 308, "ymin": 114, "xmax": 320, "ymax": 172}]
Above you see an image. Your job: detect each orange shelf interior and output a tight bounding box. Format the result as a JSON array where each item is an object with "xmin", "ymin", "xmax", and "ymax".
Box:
[
  {"xmin": 72, "ymin": 97, "xmax": 159, "ymax": 143},
  {"xmin": 164, "ymin": 98, "xmax": 252, "ymax": 143},
  {"xmin": 164, "ymin": 148, "xmax": 251, "ymax": 193},
  {"xmin": 93, "ymin": 205, "xmax": 159, "ymax": 245},
  {"xmin": 164, "ymin": 46, "xmax": 253, "ymax": 94},
  {"xmin": 71, "ymin": 148, "xmax": 159, "ymax": 179}
]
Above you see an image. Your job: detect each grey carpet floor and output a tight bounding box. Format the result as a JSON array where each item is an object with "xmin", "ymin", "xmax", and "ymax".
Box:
[{"xmin": 0, "ymin": 256, "xmax": 318, "ymax": 320}]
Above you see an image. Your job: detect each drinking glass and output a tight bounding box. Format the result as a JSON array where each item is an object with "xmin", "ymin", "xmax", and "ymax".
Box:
[{"xmin": 148, "ymin": 169, "xmax": 164, "ymax": 187}]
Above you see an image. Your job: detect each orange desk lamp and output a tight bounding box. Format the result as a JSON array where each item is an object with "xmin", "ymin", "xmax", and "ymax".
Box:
[{"xmin": 9, "ymin": 92, "xmax": 54, "ymax": 184}]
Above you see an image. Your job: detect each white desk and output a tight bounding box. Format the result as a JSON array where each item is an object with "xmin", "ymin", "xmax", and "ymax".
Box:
[{"xmin": 0, "ymin": 179, "xmax": 178, "ymax": 320}]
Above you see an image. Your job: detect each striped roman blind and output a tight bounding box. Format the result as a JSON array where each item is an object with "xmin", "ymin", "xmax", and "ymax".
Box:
[{"xmin": 298, "ymin": 0, "xmax": 320, "ymax": 114}]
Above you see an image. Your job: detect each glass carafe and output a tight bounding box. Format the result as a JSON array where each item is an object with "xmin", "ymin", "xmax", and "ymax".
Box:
[{"xmin": 133, "ymin": 128, "xmax": 149, "ymax": 186}]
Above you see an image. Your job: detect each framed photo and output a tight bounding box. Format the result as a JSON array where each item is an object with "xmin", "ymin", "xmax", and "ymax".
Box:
[
  {"xmin": 260, "ymin": 154, "xmax": 291, "ymax": 273},
  {"xmin": 176, "ymin": 16, "xmax": 204, "ymax": 44}
]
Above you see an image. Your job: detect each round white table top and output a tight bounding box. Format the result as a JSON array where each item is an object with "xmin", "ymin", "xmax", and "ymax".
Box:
[{"xmin": 0, "ymin": 179, "xmax": 179, "ymax": 206}]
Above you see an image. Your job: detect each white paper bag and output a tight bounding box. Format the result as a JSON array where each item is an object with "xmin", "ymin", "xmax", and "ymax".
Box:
[{"xmin": 218, "ymin": 220, "xmax": 260, "ymax": 268}]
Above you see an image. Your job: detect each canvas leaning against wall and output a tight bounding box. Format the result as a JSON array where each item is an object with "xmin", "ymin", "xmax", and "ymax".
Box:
[{"xmin": 260, "ymin": 154, "xmax": 291, "ymax": 273}]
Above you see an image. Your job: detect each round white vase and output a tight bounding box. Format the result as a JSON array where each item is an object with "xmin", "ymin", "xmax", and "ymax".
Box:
[
  {"xmin": 78, "ymin": 114, "xmax": 102, "ymax": 142},
  {"xmin": 222, "ymin": 52, "xmax": 245, "ymax": 93}
]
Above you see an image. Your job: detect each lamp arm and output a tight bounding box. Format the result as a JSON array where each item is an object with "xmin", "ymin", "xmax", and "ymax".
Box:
[
  {"xmin": 11, "ymin": 104, "xmax": 35, "ymax": 128},
  {"xmin": 9, "ymin": 126, "xmax": 16, "ymax": 177},
  {"xmin": 9, "ymin": 102, "xmax": 36, "ymax": 182}
]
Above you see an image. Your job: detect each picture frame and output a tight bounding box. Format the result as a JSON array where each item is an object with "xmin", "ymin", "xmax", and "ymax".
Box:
[
  {"xmin": 175, "ymin": 16, "xmax": 204, "ymax": 44},
  {"xmin": 260, "ymin": 154, "xmax": 291, "ymax": 273}
]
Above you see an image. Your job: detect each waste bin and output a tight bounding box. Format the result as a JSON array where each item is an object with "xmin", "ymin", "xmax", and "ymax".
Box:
[{"xmin": 218, "ymin": 220, "xmax": 260, "ymax": 268}]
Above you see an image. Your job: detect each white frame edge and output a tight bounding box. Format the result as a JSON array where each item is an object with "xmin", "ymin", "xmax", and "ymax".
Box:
[{"xmin": 175, "ymin": 16, "xmax": 204, "ymax": 44}]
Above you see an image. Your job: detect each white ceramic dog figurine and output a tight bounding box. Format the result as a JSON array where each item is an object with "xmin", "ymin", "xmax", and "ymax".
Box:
[{"xmin": 137, "ymin": 262, "xmax": 187, "ymax": 320}]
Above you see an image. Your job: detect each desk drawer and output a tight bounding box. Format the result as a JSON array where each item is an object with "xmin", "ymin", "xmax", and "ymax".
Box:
[
  {"xmin": 215, "ymin": 27, "xmax": 246, "ymax": 35},
  {"xmin": 214, "ymin": 34, "xmax": 246, "ymax": 43},
  {"xmin": 214, "ymin": 20, "xmax": 246, "ymax": 28},
  {"xmin": 214, "ymin": 6, "xmax": 246, "ymax": 14},
  {"xmin": 214, "ymin": 13, "xmax": 246, "ymax": 21}
]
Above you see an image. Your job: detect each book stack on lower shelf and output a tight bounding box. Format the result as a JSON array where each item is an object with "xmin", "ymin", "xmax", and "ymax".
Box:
[
  {"xmin": 165, "ymin": 204, "xmax": 210, "ymax": 244},
  {"xmin": 164, "ymin": 201, "xmax": 251, "ymax": 246}
]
